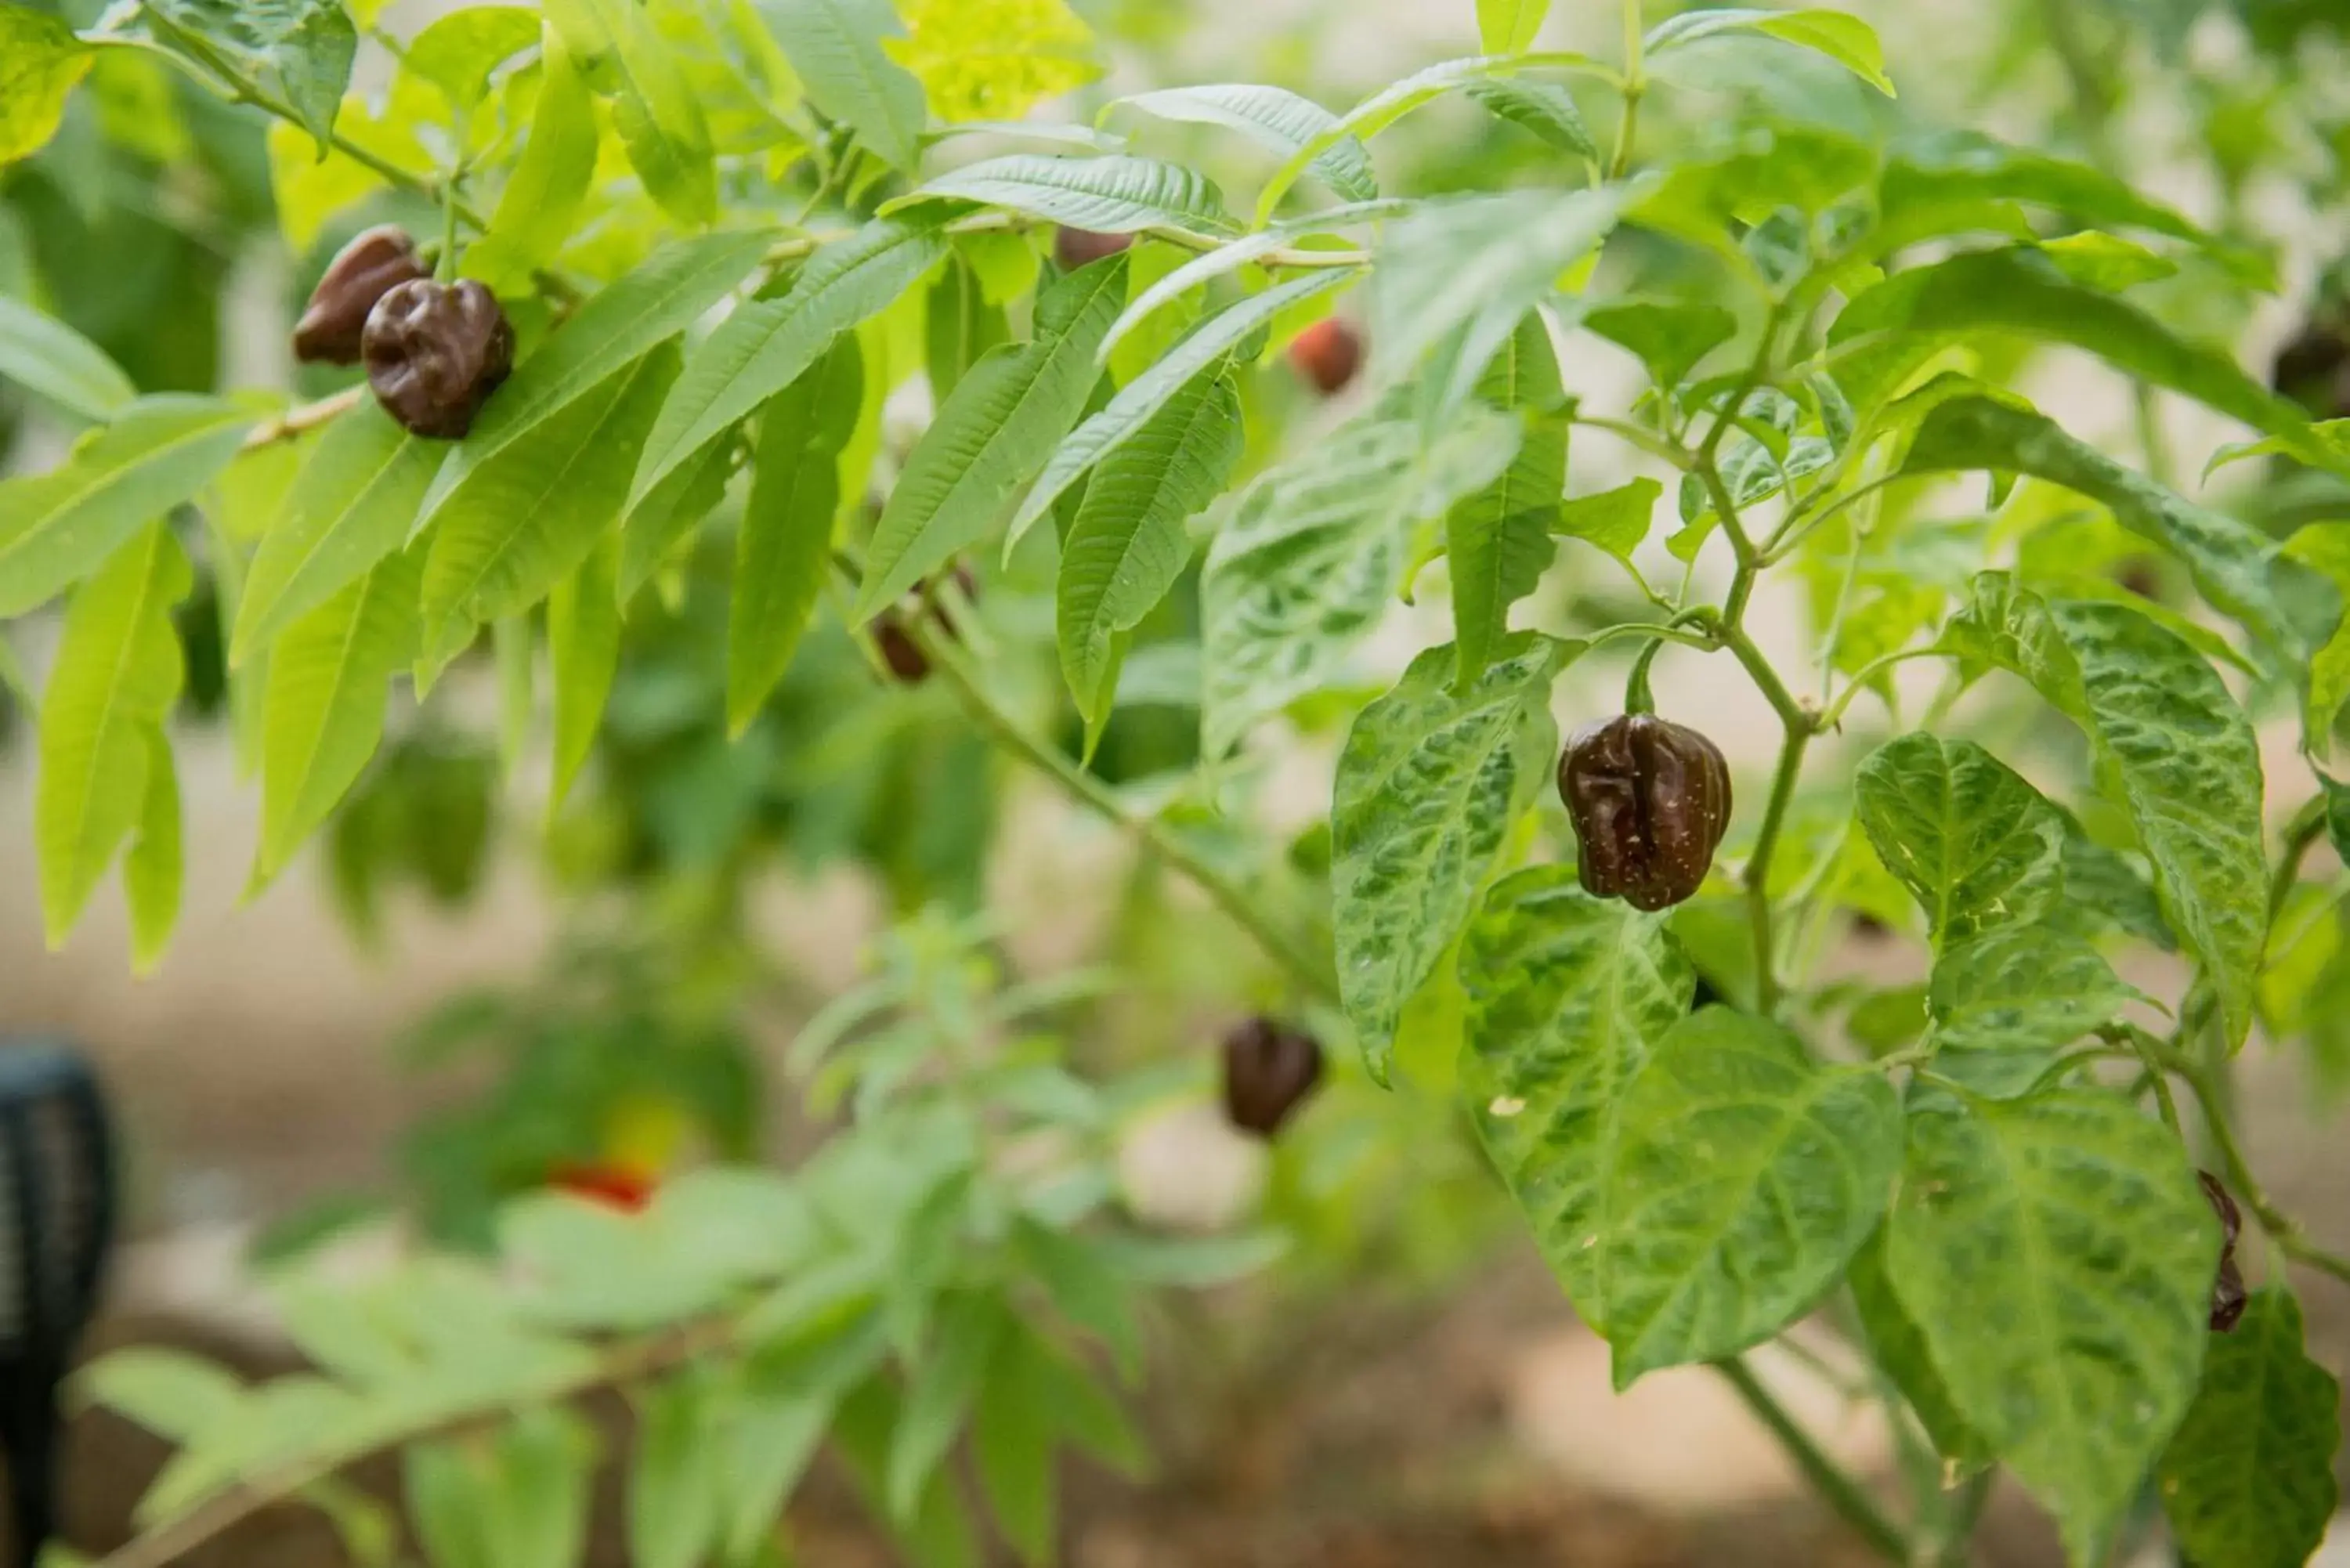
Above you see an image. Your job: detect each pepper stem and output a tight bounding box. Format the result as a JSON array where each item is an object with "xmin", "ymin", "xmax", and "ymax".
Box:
[{"xmin": 1625, "ymin": 637, "xmax": 1664, "ymax": 715}]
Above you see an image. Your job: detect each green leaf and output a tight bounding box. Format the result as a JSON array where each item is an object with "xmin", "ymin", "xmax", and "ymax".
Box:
[
  {"xmin": 1603, "ymin": 1007, "xmax": 1902, "ymax": 1384},
  {"xmin": 1643, "ymin": 7, "xmax": 1894, "ymax": 95},
  {"xmin": 403, "ymin": 6, "xmax": 542, "ymax": 111},
  {"xmin": 1368, "ymin": 186, "xmax": 1624, "ymax": 408},
  {"xmin": 2159, "ymin": 1290, "xmax": 2341, "ymax": 1568},
  {"xmin": 78, "ymin": 1347, "xmax": 246, "ymax": 1441},
  {"xmin": 424, "ymin": 346, "xmax": 681, "ymax": 629},
  {"xmin": 1100, "ymin": 199, "xmax": 1408, "ymax": 357},
  {"xmin": 1853, "ymin": 733, "xmax": 2064, "ymax": 946},
  {"xmin": 233, "ymin": 401, "xmax": 439, "ymax": 666},
  {"xmin": 1332, "ymin": 634, "xmax": 1568, "ymax": 1082},
  {"xmin": 422, "ymin": 230, "xmax": 772, "ymax": 529},
  {"xmin": 0, "ymin": 292, "xmax": 134, "ymax": 420},
  {"xmin": 148, "ymin": 0, "xmax": 356, "ymax": 150},
  {"xmin": 125, "ymin": 728, "xmax": 183, "ymax": 974},
  {"xmin": 1461, "ymin": 78, "xmax": 1596, "ymax": 161},
  {"xmin": 490, "ymin": 1409, "xmax": 596, "ymax": 1568},
  {"xmin": 0, "ymin": 395, "xmax": 252, "ymax": 617},
  {"xmin": 1897, "ymin": 389, "xmax": 2340, "ymax": 693},
  {"xmin": 887, "ymin": 1294, "xmax": 1006, "ymax": 1520},
  {"xmin": 1007, "ymin": 266, "xmax": 1355, "ymax": 551},
  {"xmin": 895, "ymin": 153, "xmax": 1231, "ymax": 233},
  {"xmin": 924, "ymin": 254, "xmax": 1007, "ymax": 403},
  {"xmin": 1447, "ymin": 313, "xmax": 1565, "ymax": 686},
  {"xmin": 546, "ymin": 536, "xmax": 620, "ymax": 810},
  {"xmin": 728, "ymin": 333, "xmax": 863, "ymax": 733},
  {"xmin": 2038, "ymin": 232, "xmax": 2178, "ymax": 291},
  {"xmin": 1200, "ymin": 410, "xmax": 1517, "ymax": 755},
  {"xmin": 544, "ymin": 0, "xmax": 717, "ymax": 224},
  {"xmin": 1477, "ymin": 0, "xmax": 1550, "ymax": 53},
  {"xmin": 1010, "ymin": 1219, "xmax": 1140, "ymax": 1375},
  {"xmin": 1846, "ymin": 1231, "xmax": 1986, "ymax": 1465},
  {"xmin": 1583, "ymin": 298, "xmax": 1737, "ymax": 392},
  {"xmin": 757, "ymin": 0, "xmax": 928, "ymax": 171},
  {"xmin": 1114, "ymin": 86, "xmax": 1376, "ymax": 204},
  {"xmin": 1057, "ymin": 366, "xmax": 1243, "ymax": 722},
  {"xmin": 1942, "ymin": 577, "xmax": 2268, "ymax": 1048},
  {"xmin": 1459, "ymin": 868, "xmax": 1694, "ymax": 1330},
  {"xmin": 971, "ymin": 1328, "xmax": 1059, "ymax": 1563},
  {"xmin": 409, "ymin": 1442, "xmax": 499, "ymax": 1568},
  {"xmin": 495, "ymin": 615, "xmax": 533, "ymax": 774},
  {"xmin": 1885, "ymin": 1087, "xmax": 2218, "ymax": 1566},
  {"xmin": 36, "ymin": 526, "xmax": 190, "ymax": 946},
  {"xmin": 0, "ymin": 4, "xmax": 92, "ymax": 165},
  {"xmin": 632, "ymin": 219, "xmax": 945, "ymax": 509},
  {"xmin": 721, "ymin": 1378, "xmax": 833, "ymax": 1562},
  {"xmin": 630, "ymin": 1375, "xmax": 721, "ymax": 1568},
  {"xmin": 618, "ymin": 435, "xmax": 736, "ymax": 600},
  {"xmin": 1554, "ymin": 477, "xmax": 1661, "ymax": 560},
  {"xmin": 2287, "ymin": 520, "xmax": 2350, "ymax": 750},
  {"xmin": 860, "ymin": 255, "xmax": 1127, "ymax": 616},
  {"xmin": 1927, "ymin": 925, "xmax": 2141, "ymax": 1093},
  {"xmin": 255, "ymin": 547, "xmax": 423, "ymax": 885},
  {"xmin": 463, "ymin": 33, "xmax": 600, "ymax": 293}
]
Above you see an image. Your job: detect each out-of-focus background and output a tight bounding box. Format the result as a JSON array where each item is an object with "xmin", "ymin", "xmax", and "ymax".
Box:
[{"xmin": 6, "ymin": 0, "xmax": 2350, "ymax": 1563}]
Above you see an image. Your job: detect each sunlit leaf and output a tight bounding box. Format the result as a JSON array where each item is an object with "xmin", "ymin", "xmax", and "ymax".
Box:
[
  {"xmin": 1114, "ymin": 85, "xmax": 1376, "ymax": 203},
  {"xmin": 544, "ymin": 0, "xmax": 718, "ymax": 223},
  {"xmin": 757, "ymin": 0, "xmax": 928, "ymax": 169},
  {"xmin": 0, "ymin": 5, "xmax": 92, "ymax": 165},
  {"xmin": 0, "ymin": 292, "xmax": 134, "ymax": 421}
]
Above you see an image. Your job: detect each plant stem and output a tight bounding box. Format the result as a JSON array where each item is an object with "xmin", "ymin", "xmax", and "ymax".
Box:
[
  {"xmin": 1713, "ymin": 1357, "xmax": 1909, "ymax": 1563},
  {"xmin": 2147, "ymin": 1042, "xmax": 2350, "ymax": 1288},
  {"xmin": 1744, "ymin": 718, "xmax": 1813, "ymax": 1017},
  {"xmin": 1816, "ymin": 649, "xmax": 1950, "ymax": 732},
  {"xmin": 1608, "ymin": 0, "xmax": 1645, "ymax": 179},
  {"xmin": 239, "ymin": 386, "xmax": 367, "ymax": 450}
]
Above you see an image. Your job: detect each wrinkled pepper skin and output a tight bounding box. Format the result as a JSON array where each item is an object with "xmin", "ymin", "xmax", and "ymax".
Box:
[
  {"xmin": 362, "ymin": 278, "xmax": 515, "ymax": 439},
  {"xmin": 2199, "ymin": 1170, "xmax": 2247, "ymax": 1333},
  {"xmin": 293, "ymin": 225, "xmax": 429, "ymax": 364},
  {"xmin": 1220, "ymin": 1017, "xmax": 1324, "ymax": 1138},
  {"xmin": 1559, "ymin": 714, "xmax": 1732, "ymax": 912}
]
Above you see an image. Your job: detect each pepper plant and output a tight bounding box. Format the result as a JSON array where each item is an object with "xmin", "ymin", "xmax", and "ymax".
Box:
[{"xmin": 5, "ymin": 0, "xmax": 2350, "ymax": 1564}]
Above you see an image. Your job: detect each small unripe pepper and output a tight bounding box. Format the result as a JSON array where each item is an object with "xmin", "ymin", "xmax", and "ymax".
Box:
[
  {"xmin": 362, "ymin": 278, "xmax": 515, "ymax": 439},
  {"xmin": 1287, "ymin": 316, "xmax": 1363, "ymax": 396},
  {"xmin": 1054, "ymin": 227, "xmax": 1133, "ymax": 271},
  {"xmin": 1559, "ymin": 714, "xmax": 1732, "ymax": 912},
  {"xmin": 293, "ymin": 225, "xmax": 429, "ymax": 364},
  {"xmin": 1220, "ymin": 1017, "xmax": 1323, "ymax": 1138},
  {"xmin": 2199, "ymin": 1170, "xmax": 2247, "ymax": 1333}
]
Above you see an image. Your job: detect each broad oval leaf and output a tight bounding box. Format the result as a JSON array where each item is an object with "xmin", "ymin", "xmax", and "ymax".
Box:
[
  {"xmin": 233, "ymin": 400, "xmax": 441, "ymax": 665},
  {"xmin": 420, "ymin": 230, "xmax": 774, "ymax": 530},
  {"xmin": 1057, "ymin": 367, "xmax": 1244, "ymax": 722},
  {"xmin": 1114, "ymin": 85, "xmax": 1376, "ymax": 204},
  {"xmin": 631, "ymin": 219, "xmax": 945, "ymax": 508},
  {"xmin": 1603, "ymin": 1007, "xmax": 1903, "ymax": 1384},
  {"xmin": 1853, "ymin": 733, "xmax": 2064, "ymax": 945},
  {"xmin": 0, "ymin": 396, "xmax": 254, "ymax": 618},
  {"xmin": 895, "ymin": 154, "xmax": 1232, "ymax": 234},
  {"xmin": 1335, "ymin": 634, "xmax": 1571, "ymax": 1082},
  {"xmin": 757, "ymin": 0, "xmax": 927, "ymax": 170},
  {"xmin": 1554, "ymin": 477, "xmax": 1661, "ymax": 561},
  {"xmin": 2158, "ymin": 1291, "xmax": 2341, "ymax": 1568},
  {"xmin": 1447, "ymin": 313, "xmax": 1565, "ymax": 686},
  {"xmin": 1459, "ymin": 869, "xmax": 1694, "ymax": 1331},
  {"xmin": 1942, "ymin": 577, "xmax": 2267, "ymax": 1048},
  {"xmin": 1885, "ymin": 1087, "xmax": 2217, "ymax": 1566},
  {"xmin": 0, "ymin": 293, "xmax": 135, "ymax": 421},
  {"xmin": 1926, "ymin": 924, "xmax": 2142, "ymax": 1094},
  {"xmin": 1846, "ymin": 1231, "xmax": 1986, "ymax": 1465},
  {"xmin": 859, "ymin": 254, "xmax": 1128, "ymax": 616}
]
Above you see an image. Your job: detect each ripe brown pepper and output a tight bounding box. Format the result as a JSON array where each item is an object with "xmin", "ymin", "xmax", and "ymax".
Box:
[
  {"xmin": 2199, "ymin": 1170, "xmax": 2247, "ymax": 1333},
  {"xmin": 1220, "ymin": 1017, "xmax": 1323, "ymax": 1138},
  {"xmin": 873, "ymin": 564, "xmax": 978, "ymax": 685},
  {"xmin": 1559, "ymin": 714, "xmax": 1732, "ymax": 912},
  {"xmin": 362, "ymin": 278, "xmax": 515, "ymax": 439},
  {"xmin": 293, "ymin": 225, "xmax": 429, "ymax": 364},
  {"xmin": 1054, "ymin": 227, "xmax": 1133, "ymax": 271},
  {"xmin": 1287, "ymin": 316, "xmax": 1364, "ymax": 396}
]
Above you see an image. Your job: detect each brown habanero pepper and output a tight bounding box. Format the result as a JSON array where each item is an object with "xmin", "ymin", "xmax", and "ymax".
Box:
[
  {"xmin": 1220, "ymin": 1017, "xmax": 1324, "ymax": 1138},
  {"xmin": 1559, "ymin": 714, "xmax": 1732, "ymax": 912},
  {"xmin": 293, "ymin": 225, "xmax": 430, "ymax": 364},
  {"xmin": 2199, "ymin": 1170, "xmax": 2248, "ymax": 1334},
  {"xmin": 362, "ymin": 278, "xmax": 515, "ymax": 440}
]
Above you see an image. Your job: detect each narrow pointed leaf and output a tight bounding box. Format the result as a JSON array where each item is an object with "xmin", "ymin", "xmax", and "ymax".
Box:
[
  {"xmin": 544, "ymin": 0, "xmax": 717, "ymax": 223},
  {"xmin": 893, "ymin": 154, "xmax": 1231, "ymax": 233},
  {"xmin": 1115, "ymin": 86, "xmax": 1376, "ymax": 203},
  {"xmin": 465, "ymin": 33, "xmax": 601, "ymax": 291},
  {"xmin": 1447, "ymin": 314, "xmax": 1564, "ymax": 686},
  {"xmin": 0, "ymin": 294, "xmax": 135, "ymax": 421},
  {"xmin": 548, "ymin": 537, "xmax": 621, "ymax": 810},
  {"xmin": 125, "ymin": 728, "xmax": 183, "ymax": 974},
  {"xmin": 756, "ymin": 0, "xmax": 927, "ymax": 170},
  {"xmin": 1644, "ymin": 8, "xmax": 1893, "ymax": 94},
  {"xmin": 619, "ymin": 436, "xmax": 736, "ymax": 600}
]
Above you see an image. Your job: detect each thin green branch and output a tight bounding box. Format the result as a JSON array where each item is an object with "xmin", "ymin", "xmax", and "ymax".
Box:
[
  {"xmin": 1607, "ymin": 0, "xmax": 1645, "ymax": 179},
  {"xmin": 1712, "ymin": 1357, "xmax": 1908, "ymax": 1563},
  {"xmin": 1817, "ymin": 648, "xmax": 1950, "ymax": 732}
]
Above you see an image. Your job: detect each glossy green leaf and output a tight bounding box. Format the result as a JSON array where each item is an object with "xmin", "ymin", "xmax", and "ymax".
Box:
[
  {"xmin": 632, "ymin": 219, "xmax": 945, "ymax": 508},
  {"xmin": 544, "ymin": 0, "xmax": 717, "ymax": 224},
  {"xmin": 1853, "ymin": 733, "xmax": 2064, "ymax": 946},
  {"xmin": 1942, "ymin": 577, "xmax": 2268, "ymax": 1048},
  {"xmin": 1927, "ymin": 925, "xmax": 2141, "ymax": 1093},
  {"xmin": 729, "ymin": 334, "xmax": 863, "ymax": 734},
  {"xmin": 618, "ymin": 435, "xmax": 736, "ymax": 601},
  {"xmin": 1643, "ymin": 7, "xmax": 1893, "ymax": 94},
  {"xmin": 1553, "ymin": 477, "xmax": 1661, "ymax": 560},
  {"xmin": 547, "ymin": 537, "xmax": 620, "ymax": 810},
  {"xmin": 148, "ymin": 0, "xmax": 356, "ymax": 150},
  {"xmin": 125, "ymin": 728, "xmax": 183, "ymax": 974},
  {"xmin": 886, "ymin": 1294, "xmax": 1006, "ymax": 1520},
  {"xmin": 896, "ymin": 154, "xmax": 1231, "ymax": 233},
  {"xmin": 1603, "ymin": 1007, "xmax": 1902, "ymax": 1383},
  {"xmin": 861, "ymin": 255, "xmax": 1127, "ymax": 615},
  {"xmin": 1459, "ymin": 869, "xmax": 1694, "ymax": 1331},
  {"xmin": 2159, "ymin": 1291, "xmax": 2341, "ymax": 1568},
  {"xmin": 424, "ymin": 230, "xmax": 772, "ymax": 529},
  {"xmin": 464, "ymin": 33, "xmax": 600, "ymax": 292},
  {"xmin": 1008, "ymin": 266, "xmax": 1354, "ymax": 551},
  {"xmin": 1114, "ymin": 85, "xmax": 1376, "ymax": 203},
  {"xmin": 1447, "ymin": 314, "xmax": 1565, "ymax": 686},
  {"xmin": 0, "ymin": 396, "xmax": 252, "ymax": 617},
  {"xmin": 233, "ymin": 401, "xmax": 439, "ymax": 665},
  {"xmin": 1200, "ymin": 409, "xmax": 1517, "ymax": 755},
  {"xmin": 757, "ymin": 0, "xmax": 927, "ymax": 170},
  {"xmin": 630, "ymin": 1375, "xmax": 721, "ymax": 1568},
  {"xmin": 1462, "ymin": 78, "xmax": 1596, "ymax": 160},
  {"xmin": 36, "ymin": 526, "xmax": 190, "ymax": 946},
  {"xmin": 1477, "ymin": 0, "xmax": 1550, "ymax": 53},
  {"xmin": 1885, "ymin": 1088, "xmax": 2217, "ymax": 1566},
  {"xmin": 425, "ymin": 346, "xmax": 679, "ymax": 629},
  {"xmin": 255, "ymin": 548, "xmax": 423, "ymax": 885},
  {"xmin": 0, "ymin": 292, "xmax": 134, "ymax": 421},
  {"xmin": 1334, "ymin": 635, "xmax": 1571, "ymax": 1083},
  {"xmin": 924, "ymin": 254, "xmax": 1007, "ymax": 403},
  {"xmin": 0, "ymin": 4, "xmax": 92, "ymax": 164},
  {"xmin": 1058, "ymin": 367, "xmax": 1242, "ymax": 722}
]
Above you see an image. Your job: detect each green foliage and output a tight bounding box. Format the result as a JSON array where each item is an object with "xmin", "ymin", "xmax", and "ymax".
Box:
[{"xmin": 2159, "ymin": 1292, "xmax": 2342, "ymax": 1568}]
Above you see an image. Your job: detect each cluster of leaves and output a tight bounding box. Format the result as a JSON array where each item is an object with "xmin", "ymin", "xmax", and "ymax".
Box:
[
  {"xmin": 8, "ymin": 0, "xmax": 2350, "ymax": 1564},
  {"xmin": 85, "ymin": 914, "xmax": 1280, "ymax": 1568}
]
